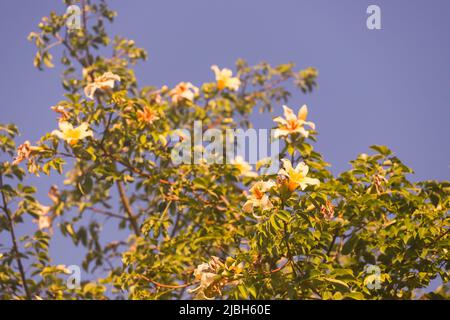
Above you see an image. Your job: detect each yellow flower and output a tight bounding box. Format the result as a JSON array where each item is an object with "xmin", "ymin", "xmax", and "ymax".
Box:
[
  {"xmin": 230, "ymin": 156, "xmax": 257, "ymax": 178},
  {"xmin": 84, "ymin": 72, "xmax": 121, "ymax": 99},
  {"xmin": 52, "ymin": 121, "xmax": 93, "ymax": 145},
  {"xmin": 243, "ymin": 180, "xmax": 276, "ymax": 214},
  {"xmin": 169, "ymin": 82, "xmax": 199, "ymax": 104},
  {"xmin": 278, "ymin": 159, "xmax": 320, "ymax": 192},
  {"xmin": 211, "ymin": 65, "xmax": 241, "ymax": 91},
  {"xmin": 137, "ymin": 106, "xmax": 160, "ymax": 124},
  {"xmin": 273, "ymin": 105, "xmax": 315, "ymax": 138}
]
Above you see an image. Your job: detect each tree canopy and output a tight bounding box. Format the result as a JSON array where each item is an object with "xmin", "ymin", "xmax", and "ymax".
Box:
[{"xmin": 0, "ymin": 0, "xmax": 448, "ymax": 300}]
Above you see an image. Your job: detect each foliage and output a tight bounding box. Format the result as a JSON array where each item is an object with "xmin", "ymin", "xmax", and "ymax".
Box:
[{"xmin": 0, "ymin": 0, "xmax": 448, "ymax": 300}]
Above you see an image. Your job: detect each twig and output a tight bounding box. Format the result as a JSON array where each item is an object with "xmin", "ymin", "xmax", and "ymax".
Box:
[
  {"xmin": 116, "ymin": 180, "xmax": 141, "ymax": 236},
  {"xmin": 80, "ymin": 0, "xmax": 92, "ymax": 65},
  {"xmin": 263, "ymin": 259, "xmax": 290, "ymax": 275},
  {"xmin": 87, "ymin": 207, "xmax": 128, "ymax": 220},
  {"xmin": 425, "ymin": 228, "xmax": 449, "ymax": 248},
  {"xmin": 0, "ymin": 175, "xmax": 32, "ymax": 299},
  {"xmin": 138, "ymin": 274, "xmax": 193, "ymax": 289}
]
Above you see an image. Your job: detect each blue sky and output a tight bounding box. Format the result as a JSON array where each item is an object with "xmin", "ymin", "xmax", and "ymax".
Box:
[{"xmin": 0, "ymin": 0, "xmax": 449, "ymax": 287}]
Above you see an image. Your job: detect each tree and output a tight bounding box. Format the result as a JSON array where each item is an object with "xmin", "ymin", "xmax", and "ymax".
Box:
[{"xmin": 0, "ymin": 0, "xmax": 448, "ymax": 300}]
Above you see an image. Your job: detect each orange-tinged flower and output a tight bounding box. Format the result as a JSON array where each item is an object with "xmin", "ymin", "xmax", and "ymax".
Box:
[
  {"xmin": 137, "ymin": 106, "xmax": 160, "ymax": 124},
  {"xmin": 169, "ymin": 82, "xmax": 199, "ymax": 104},
  {"xmin": 84, "ymin": 72, "xmax": 121, "ymax": 99},
  {"xmin": 52, "ymin": 121, "xmax": 93, "ymax": 145},
  {"xmin": 12, "ymin": 141, "xmax": 32, "ymax": 165},
  {"xmin": 278, "ymin": 159, "xmax": 320, "ymax": 192},
  {"xmin": 243, "ymin": 180, "xmax": 276, "ymax": 214},
  {"xmin": 48, "ymin": 185, "xmax": 60, "ymax": 205},
  {"xmin": 321, "ymin": 200, "xmax": 335, "ymax": 220},
  {"xmin": 12, "ymin": 141, "xmax": 41, "ymax": 166},
  {"xmin": 50, "ymin": 105, "xmax": 70, "ymax": 121},
  {"xmin": 211, "ymin": 65, "xmax": 241, "ymax": 91},
  {"xmin": 273, "ymin": 105, "xmax": 315, "ymax": 138}
]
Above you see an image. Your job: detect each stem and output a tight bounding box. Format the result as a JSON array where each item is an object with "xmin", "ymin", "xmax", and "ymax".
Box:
[
  {"xmin": 283, "ymin": 221, "xmax": 299, "ymax": 277},
  {"xmin": 280, "ymin": 200, "xmax": 299, "ymax": 276},
  {"xmin": 87, "ymin": 207, "xmax": 128, "ymax": 220},
  {"xmin": 170, "ymin": 211, "xmax": 181, "ymax": 238},
  {"xmin": 0, "ymin": 175, "xmax": 32, "ymax": 299},
  {"xmin": 116, "ymin": 180, "xmax": 141, "ymax": 236},
  {"xmin": 138, "ymin": 274, "xmax": 193, "ymax": 289},
  {"xmin": 80, "ymin": 0, "xmax": 92, "ymax": 66},
  {"xmin": 326, "ymin": 233, "xmax": 337, "ymax": 257},
  {"xmin": 263, "ymin": 258, "xmax": 289, "ymax": 275}
]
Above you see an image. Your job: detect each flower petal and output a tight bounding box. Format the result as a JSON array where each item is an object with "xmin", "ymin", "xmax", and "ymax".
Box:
[
  {"xmin": 304, "ymin": 121, "xmax": 316, "ymax": 130},
  {"xmin": 84, "ymin": 83, "xmax": 97, "ymax": 100},
  {"xmin": 295, "ymin": 162, "xmax": 309, "ymax": 176},
  {"xmin": 211, "ymin": 65, "xmax": 220, "ymax": 78},
  {"xmin": 298, "ymin": 104, "xmax": 308, "ymax": 121},
  {"xmin": 51, "ymin": 130, "xmax": 64, "ymax": 139},
  {"xmin": 243, "ymin": 200, "xmax": 254, "ymax": 213},
  {"xmin": 282, "ymin": 105, "xmax": 296, "ymax": 121},
  {"xmin": 281, "ymin": 158, "xmax": 293, "ymax": 173}
]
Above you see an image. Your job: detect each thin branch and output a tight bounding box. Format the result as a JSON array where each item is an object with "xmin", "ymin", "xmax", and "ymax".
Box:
[
  {"xmin": 170, "ymin": 211, "xmax": 181, "ymax": 238},
  {"xmin": 283, "ymin": 222, "xmax": 299, "ymax": 276},
  {"xmin": 0, "ymin": 175, "xmax": 32, "ymax": 299},
  {"xmin": 80, "ymin": 0, "xmax": 92, "ymax": 65},
  {"xmin": 263, "ymin": 259, "xmax": 290, "ymax": 275},
  {"xmin": 116, "ymin": 180, "xmax": 141, "ymax": 236},
  {"xmin": 425, "ymin": 228, "xmax": 449, "ymax": 248},
  {"xmin": 87, "ymin": 207, "xmax": 128, "ymax": 220},
  {"xmin": 137, "ymin": 274, "xmax": 193, "ymax": 289}
]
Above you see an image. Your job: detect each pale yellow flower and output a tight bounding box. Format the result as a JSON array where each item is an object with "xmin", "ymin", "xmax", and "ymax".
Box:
[
  {"xmin": 211, "ymin": 65, "xmax": 241, "ymax": 91},
  {"xmin": 137, "ymin": 106, "xmax": 160, "ymax": 124},
  {"xmin": 243, "ymin": 180, "xmax": 276, "ymax": 214},
  {"xmin": 33, "ymin": 204, "xmax": 52, "ymax": 231},
  {"xmin": 52, "ymin": 121, "xmax": 93, "ymax": 145},
  {"xmin": 278, "ymin": 159, "xmax": 320, "ymax": 192},
  {"xmin": 230, "ymin": 156, "xmax": 257, "ymax": 178},
  {"xmin": 84, "ymin": 72, "xmax": 121, "ymax": 99},
  {"xmin": 169, "ymin": 82, "xmax": 199, "ymax": 104},
  {"xmin": 189, "ymin": 257, "xmax": 224, "ymax": 300},
  {"xmin": 193, "ymin": 263, "xmax": 217, "ymax": 288},
  {"xmin": 273, "ymin": 105, "xmax": 315, "ymax": 138},
  {"xmin": 38, "ymin": 216, "xmax": 52, "ymax": 230}
]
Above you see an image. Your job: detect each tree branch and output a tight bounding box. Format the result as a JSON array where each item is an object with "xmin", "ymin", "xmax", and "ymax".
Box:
[
  {"xmin": 116, "ymin": 180, "xmax": 140, "ymax": 236},
  {"xmin": 138, "ymin": 274, "xmax": 193, "ymax": 289},
  {"xmin": 0, "ymin": 174, "xmax": 32, "ymax": 299}
]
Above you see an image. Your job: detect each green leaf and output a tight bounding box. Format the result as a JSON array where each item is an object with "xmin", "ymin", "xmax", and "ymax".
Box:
[{"xmin": 370, "ymin": 145, "xmax": 392, "ymax": 156}]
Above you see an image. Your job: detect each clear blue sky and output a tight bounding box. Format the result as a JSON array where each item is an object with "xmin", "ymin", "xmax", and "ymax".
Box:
[{"xmin": 0, "ymin": 0, "xmax": 448, "ymax": 286}]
